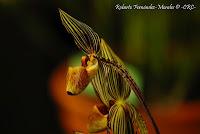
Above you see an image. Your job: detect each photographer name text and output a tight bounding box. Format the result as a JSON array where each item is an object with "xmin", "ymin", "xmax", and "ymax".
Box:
[{"xmin": 115, "ymin": 4, "xmax": 196, "ymax": 10}]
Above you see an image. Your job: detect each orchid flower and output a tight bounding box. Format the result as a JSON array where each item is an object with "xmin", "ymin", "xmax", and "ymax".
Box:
[{"xmin": 59, "ymin": 9, "xmax": 159, "ymax": 134}]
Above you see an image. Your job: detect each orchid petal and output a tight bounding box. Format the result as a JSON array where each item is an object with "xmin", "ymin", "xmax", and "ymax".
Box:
[{"xmin": 59, "ymin": 9, "xmax": 100, "ymax": 54}]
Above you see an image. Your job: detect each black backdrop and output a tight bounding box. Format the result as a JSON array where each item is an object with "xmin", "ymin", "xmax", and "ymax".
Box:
[{"xmin": 0, "ymin": 1, "xmax": 76, "ymax": 133}]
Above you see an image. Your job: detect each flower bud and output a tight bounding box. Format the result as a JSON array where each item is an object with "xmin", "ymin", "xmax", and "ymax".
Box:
[{"xmin": 87, "ymin": 105, "xmax": 108, "ymax": 133}]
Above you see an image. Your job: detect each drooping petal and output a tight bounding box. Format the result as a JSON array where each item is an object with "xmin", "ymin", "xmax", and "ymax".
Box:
[
  {"xmin": 59, "ymin": 9, "xmax": 100, "ymax": 54},
  {"xmin": 108, "ymin": 101, "xmax": 148, "ymax": 134},
  {"xmin": 91, "ymin": 63, "xmax": 112, "ymax": 106},
  {"xmin": 96, "ymin": 52, "xmax": 159, "ymax": 133},
  {"xmin": 91, "ymin": 39, "xmax": 131, "ymax": 107},
  {"xmin": 108, "ymin": 101, "xmax": 134, "ymax": 134},
  {"xmin": 97, "ymin": 39, "xmax": 131, "ymax": 100}
]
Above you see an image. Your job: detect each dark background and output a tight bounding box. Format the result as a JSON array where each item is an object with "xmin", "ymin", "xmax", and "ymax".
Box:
[
  {"xmin": 1, "ymin": 0, "xmax": 200, "ymax": 134},
  {"xmin": 1, "ymin": 0, "xmax": 70, "ymax": 133}
]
